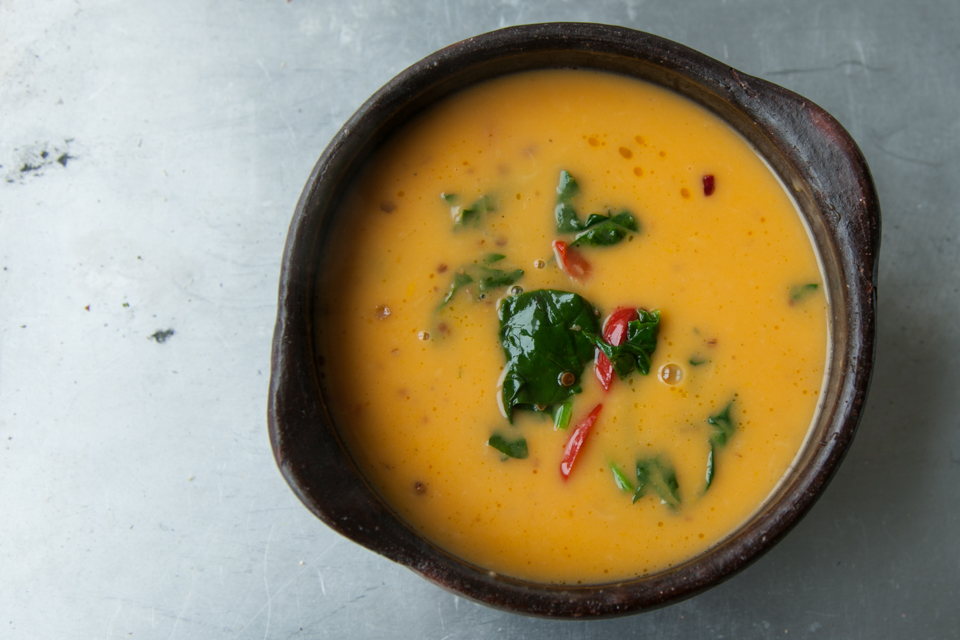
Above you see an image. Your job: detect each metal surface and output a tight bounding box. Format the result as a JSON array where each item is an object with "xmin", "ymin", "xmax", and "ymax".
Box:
[{"xmin": 0, "ymin": 1, "xmax": 956, "ymax": 637}]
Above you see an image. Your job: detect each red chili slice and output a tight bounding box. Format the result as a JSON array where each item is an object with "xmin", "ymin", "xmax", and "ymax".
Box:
[
  {"xmin": 703, "ymin": 174, "xmax": 715, "ymax": 196},
  {"xmin": 552, "ymin": 240, "xmax": 591, "ymax": 280},
  {"xmin": 595, "ymin": 307, "xmax": 639, "ymax": 391},
  {"xmin": 560, "ymin": 403, "xmax": 603, "ymax": 479}
]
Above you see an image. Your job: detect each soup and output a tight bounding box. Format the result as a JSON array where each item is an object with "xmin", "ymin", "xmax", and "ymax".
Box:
[{"xmin": 318, "ymin": 69, "xmax": 828, "ymax": 584}]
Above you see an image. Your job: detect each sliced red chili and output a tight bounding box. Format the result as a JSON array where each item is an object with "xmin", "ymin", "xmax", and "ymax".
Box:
[
  {"xmin": 703, "ymin": 174, "xmax": 715, "ymax": 196},
  {"xmin": 560, "ymin": 403, "xmax": 603, "ymax": 479},
  {"xmin": 552, "ymin": 240, "xmax": 591, "ymax": 280},
  {"xmin": 595, "ymin": 307, "xmax": 639, "ymax": 391}
]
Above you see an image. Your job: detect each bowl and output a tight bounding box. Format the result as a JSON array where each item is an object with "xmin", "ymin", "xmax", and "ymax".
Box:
[{"xmin": 268, "ymin": 23, "xmax": 880, "ymax": 618}]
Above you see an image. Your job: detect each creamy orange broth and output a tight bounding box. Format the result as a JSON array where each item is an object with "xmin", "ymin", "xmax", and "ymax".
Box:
[{"xmin": 319, "ymin": 69, "xmax": 828, "ymax": 584}]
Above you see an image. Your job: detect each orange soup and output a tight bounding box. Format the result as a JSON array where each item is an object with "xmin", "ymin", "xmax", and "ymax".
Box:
[{"xmin": 318, "ymin": 69, "xmax": 828, "ymax": 584}]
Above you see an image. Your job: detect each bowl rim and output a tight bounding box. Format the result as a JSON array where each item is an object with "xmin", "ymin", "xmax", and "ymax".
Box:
[{"xmin": 268, "ymin": 22, "xmax": 881, "ymax": 618}]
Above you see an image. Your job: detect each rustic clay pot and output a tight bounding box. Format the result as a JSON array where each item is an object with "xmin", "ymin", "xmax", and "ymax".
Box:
[{"xmin": 268, "ymin": 23, "xmax": 880, "ymax": 618}]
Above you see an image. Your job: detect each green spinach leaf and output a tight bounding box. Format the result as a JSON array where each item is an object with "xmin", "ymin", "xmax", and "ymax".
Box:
[
  {"xmin": 439, "ymin": 262, "xmax": 523, "ymax": 308},
  {"xmin": 632, "ymin": 456, "xmax": 681, "ymax": 509},
  {"xmin": 790, "ymin": 283, "xmax": 819, "ymax": 302},
  {"xmin": 498, "ymin": 289, "xmax": 600, "ymax": 421},
  {"xmin": 439, "ymin": 270, "xmax": 475, "ymax": 307},
  {"xmin": 488, "ymin": 434, "xmax": 528, "ymax": 460},
  {"xmin": 476, "ymin": 266, "xmax": 524, "ymax": 294},
  {"xmin": 553, "ymin": 399, "xmax": 573, "ymax": 430},
  {"xmin": 705, "ymin": 444, "xmax": 716, "ymax": 490},
  {"xmin": 554, "ymin": 170, "xmax": 640, "ymax": 247},
  {"xmin": 704, "ymin": 400, "xmax": 735, "ymax": 493},
  {"xmin": 442, "ymin": 193, "xmax": 497, "ymax": 228},
  {"xmin": 707, "ymin": 401, "xmax": 735, "ymax": 447},
  {"xmin": 460, "ymin": 194, "xmax": 496, "ymax": 228},
  {"xmin": 609, "ymin": 461, "xmax": 635, "ymax": 493},
  {"xmin": 585, "ymin": 309, "xmax": 661, "ymax": 378},
  {"xmin": 571, "ymin": 211, "xmax": 640, "ymax": 247}
]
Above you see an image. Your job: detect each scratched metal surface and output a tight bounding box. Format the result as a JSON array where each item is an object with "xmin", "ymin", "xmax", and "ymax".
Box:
[{"xmin": 1, "ymin": 0, "xmax": 957, "ymax": 637}]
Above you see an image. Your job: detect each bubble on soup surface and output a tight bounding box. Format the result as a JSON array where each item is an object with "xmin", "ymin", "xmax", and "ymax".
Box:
[{"xmin": 659, "ymin": 363, "xmax": 683, "ymax": 385}]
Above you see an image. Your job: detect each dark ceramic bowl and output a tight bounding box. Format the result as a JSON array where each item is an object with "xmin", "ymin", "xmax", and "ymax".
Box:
[{"xmin": 269, "ymin": 23, "xmax": 880, "ymax": 618}]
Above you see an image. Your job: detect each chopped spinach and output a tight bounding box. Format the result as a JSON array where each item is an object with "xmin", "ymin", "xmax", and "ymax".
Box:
[
  {"xmin": 632, "ymin": 456, "xmax": 681, "ymax": 509},
  {"xmin": 585, "ymin": 309, "xmax": 661, "ymax": 379},
  {"xmin": 705, "ymin": 445, "xmax": 716, "ymax": 490},
  {"xmin": 439, "ymin": 270, "xmax": 475, "ymax": 307},
  {"xmin": 488, "ymin": 433, "xmax": 528, "ymax": 460},
  {"xmin": 790, "ymin": 283, "xmax": 819, "ymax": 302},
  {"xmin": 556, "ymin": 169, "xmax": 580, "ymax": 202},
  {"xmin": 476, "ymin": 266, "xmax": 524, "ymax": 294},
  {"xmin": 571, "ymin": 211, "xmax": 639, "ymax": 247},
  {"xmin": 498, "ymin": 289, "xmax": 600, "ymax": 421},
  {"xmin": 609, "ymin": 461, "xmax": 635, "ymax": 493},
  {"xmin": 461, "ymin": 195, "xmax": 496, "ymax": 227},
  {"xmin": 484, "ymin": 253, "xmax": 506, "ymax": 264},
  {"xmin": 438, "ymin": 262, "xmax": 523, "ymax": 308},
  {"xmin": 553, "ymin": 170, "xmax": 640, "ymax": 246},
  {"xmin": 689, "ymin": 355, "xmax": 709, "ymax": 366},
  {"xmin": 704, "ymin": 400, "xmax": 735, "ymax": 493},
  {"xmin": 441, "ymin": 193, "xmax": 497, "ymax": 228},
  {"xmin": 553, "ymin": 399, "xmax": 573, "ymax": 430},
  {"xmin": 707, "ymin": 401, "xmax": 735, "ymax": 448},
  {"xmin": 554, "ymin": 170, "xmax": 582, "ymax": 232}
]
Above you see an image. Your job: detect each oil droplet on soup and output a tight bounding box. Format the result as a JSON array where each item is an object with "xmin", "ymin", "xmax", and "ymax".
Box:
[{"xmin": 319, "ymin": 69, "xmax": 828, "ymax": 585}]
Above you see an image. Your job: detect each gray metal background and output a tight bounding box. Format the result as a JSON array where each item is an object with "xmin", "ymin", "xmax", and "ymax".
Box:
[{"xmin": 1, "ymin": 1, "xmax": 957, "ymax": 638}]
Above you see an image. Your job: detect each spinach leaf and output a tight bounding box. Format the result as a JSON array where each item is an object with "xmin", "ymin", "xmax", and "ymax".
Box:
[
  {"xmin": 790, "ymin": 283, "xmax": 819, "ymax": 302},
  {"xmin": 498, "ymin": 289, "xmax": 600, "ymax": 421},
  {"xmin": 488, "ymin": 433, "xmax": 528, "ymax": 460},
  {"xmin": 439, "ymin": 270, "xmax": 475, "ymax": 307},
  {"xmin": 553, "ymin": 399, "xmax": 573, "ymax": 430},
  {"xmin": 438, "ymin": 262, "xmax": 523, "ymax": 308},
  {"xmin": 554, "ymin": 170, "xmax": 640, "ymax": 247},
  {"xmin": 557, "ymin": 169, "xmax": 580, "ymax": 202},
  {"xmin": 609, "ymin": 461, "xmax": 635, "ymax": 493},
  {"xmin": 460, "ymin": 194, "xmax": 496, "ymax": 228},
  {"xmin": 476, "ymin": 266, "xmax": 524, "ymax": 294},
  {"xmin": 632, "ymin": 456, "xmax": 681, "ymax": 509},
  {"xmin": 704, "ymin": 400, "xmax": 735, "ymax": 493},
  {"xmin": 442, "ymin": 193, "xmax": 497, "ymax": 228},
  {"xmin": 707, "ymin": 401, "xmax": 735, "ymax": 447},
  {"xmin": 484, "ymin": 253, "xmax": 506, "ymax": 264},
  {"xmin": 689, "ymin": 354, "xmax": 709, "ymax": 366},
  {"xmin": 585, "ymin": 309, "xmax": 661, "ymax": 379},
  {"xmin": 571, "ymin": 211, "xmax": 640, "ymax": 247},
  {"xmin": 705, "ymin": 444, "xmax": 716, "ymax": 490}
]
